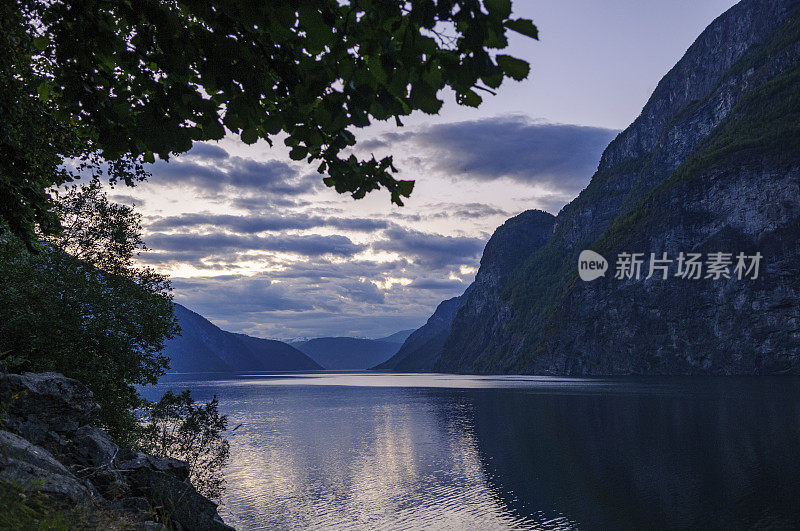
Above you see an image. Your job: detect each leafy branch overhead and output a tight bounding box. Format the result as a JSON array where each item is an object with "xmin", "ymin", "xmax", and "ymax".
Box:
[{"xmin": 1, "ymin": 0, "xmax": 536, "ymax": 241}]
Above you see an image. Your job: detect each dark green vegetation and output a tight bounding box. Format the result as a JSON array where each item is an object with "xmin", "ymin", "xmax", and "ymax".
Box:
[
  {"xmin": 0, "ymin": 182, "xmax": 177, "ymax": 445},
  {"xmin": 0, "ymin": 481, "xmax": 85, "ymax": 530},
  {"xmin": 165, "ymin": 303, "xmax": 322, "ymax": 372},
  {"xmin": 140, "ymin": 390, "xmax": 231, "ymax": 499},
  {"xmin": 1, "ymin": 0, "xmax": 537, "ymax": 244}
]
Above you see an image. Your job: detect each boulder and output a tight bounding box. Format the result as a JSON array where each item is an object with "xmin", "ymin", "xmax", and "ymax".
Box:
[
  {"xmin": 0, "ymin": 372, "xmax": 234, "ymax": 529},
  {"xmin": 0, "ymin": 372, "xmax": 98, "ymax": 433},
  {"xmin": 0, "ymin": 429, "xmax": 89, "ymax": 502},
  {"xmin": 72, "ymin": 425, "xmax": 119, "ymax": 468},
  {"xmin": 121, "ymin": 462, "xmax": 233, "ymax": 530}
]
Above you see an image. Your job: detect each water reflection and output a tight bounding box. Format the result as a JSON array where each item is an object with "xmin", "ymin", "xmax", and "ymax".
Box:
[{"xmin": 144, "ymin": 374, "xmax": 800, "ymax": 530}]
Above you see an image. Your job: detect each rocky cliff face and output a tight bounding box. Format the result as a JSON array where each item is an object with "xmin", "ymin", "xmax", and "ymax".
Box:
[
  {"xmin": 374, "ymin": 295, "xmax": 464, "ymax": 372},
  {"xmin": 435, "ymin": 210, "xmax": 555, "ymax": 372},
  {"xmin": 380, "ymin": 210, "xmax": 555, "ymax": 371},
  {"xmin": 0, "ymin": 372, "xmax": 232, "ymax": 529},
  {"xmin": 433, "ymin": 0, "xmax": 800, "ymax": 374}
]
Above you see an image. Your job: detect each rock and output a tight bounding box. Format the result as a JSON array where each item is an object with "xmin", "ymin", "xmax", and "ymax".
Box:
[
  {"xmin": 122, "ymin": 464, "xmax": 233, "ymax": 530},
  {"xmin": 0, "ymin": 372, "xmax": 98, "ymax": 433},
  {"xmin": 72, "ymin": 426, "xmax": 119, "ymax": 468},
  {"xmin": 0, "ymin": 429, "xmax": 89, "ymax": 502},
  {"xmin": 0, "ymin": 372, "xmax": 234, "ymax": 529},
  {"xmin": 118, "ymin": 451, "xmax": 190, "ymax": 482}
]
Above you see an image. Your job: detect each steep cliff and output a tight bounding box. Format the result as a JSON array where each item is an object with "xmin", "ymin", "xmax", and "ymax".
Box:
[
  {"xmin": 381, "ymin": 210, "xmax": 555, "ymax": 371},
  {"xmin": 374, "ymin": 295, "xmax": 463, "ymax": 372},
  {"xmin": 435, "ymin": 0, "xmax": 800, "ymax": 374}
]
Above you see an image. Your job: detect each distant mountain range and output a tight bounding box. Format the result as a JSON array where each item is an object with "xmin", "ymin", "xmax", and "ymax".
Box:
[
  {"xmin": 292, "ymin": 332, "xmax": 412, "ymax": 370},
  {"xmin": 163, "ymin": 304, "xmax": 322, "ymax": 373}
]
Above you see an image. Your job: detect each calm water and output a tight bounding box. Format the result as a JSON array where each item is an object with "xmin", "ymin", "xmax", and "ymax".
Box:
[{"xmin": 143, "ymin": 373, "xmax": 800, "ymax": 530}]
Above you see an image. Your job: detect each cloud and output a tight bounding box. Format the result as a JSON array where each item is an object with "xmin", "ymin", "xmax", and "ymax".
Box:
[
  {"xmin": 374, "ymin": 227, "xmax": 486, "ymax": 268},
  {"xmin": 109, "ymin": 194, "xmax": 144, "ymax": 207},
  {"xmin": 408, "ymin": 278, "xmax": 467, "ymax": 290},
  {"xmin": 426, "ymin": 203, "xmax": 510, "ymax": 220},
  {"xmin": 340, "ymin": 280, "xmax": 386, "ymax": 304},
  {"xmin": 147, "ymin": 213, "xmax": 391, "ymax": 234},
  {"xmin": 122, "ymin": 115, "xmax": 611, "ymax": 339},
  {"xmin": 145, "ymin": 232, "xmax": 364, "ymax": 257},
  {"xmin": 148, "ymin": 156, "xmax": 321, "ymax": 196},
  {"xmin": 185, "ymin": 143, "xmax": 230, "ymax": 160},
  {"xmin": 172, "ymin": 276, "xmax": 315, "ymax": 313},
  {"xmin": 170, "ymin": 272, "xmax": 461, "ymax": 340},
  {"xmin": 363, "ymin": 115, "xmax": 618, "ymax": 195}
]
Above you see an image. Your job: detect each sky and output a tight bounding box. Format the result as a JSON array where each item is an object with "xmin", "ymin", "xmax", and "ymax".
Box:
[{"xmin": 112, "ymin": 0, "xmax": 738, "ymax": 340}]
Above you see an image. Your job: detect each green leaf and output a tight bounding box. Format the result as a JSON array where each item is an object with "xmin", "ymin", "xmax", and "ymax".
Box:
[
  {"xmin": 142, "ymin": 151, "xmax": 155, "ymax": 164},
  {"xmin": 289, "ymin": 146, "xmax": 308, "ymax": 160},
  {"xmin": 496, "ymin": 54, "xmax": 530, "ymax": 81},
  {"xmin": 37, "ymin": 82, "xmax": 52, "ymax": 101},
  {"xmin": 240, "ymin": 127, "xmax": 258, "ymax": 145},
  {"xmin": 456, "ymin": 89, "xmax": 482, "ymax": 108},
  {"xmin": 33, "ymin": 36, "xmax": 48, "ymax": 51},
  {"xmin": 484, "ymin": 0, "xmax": 512, "ymax": 19},
  {"xmin": 396, "ymin": 180, "xmax": 414, "ymax": 197},
  {"xmin": 505, "ymin": 18, "xmax": 539, "ymax": 40}
]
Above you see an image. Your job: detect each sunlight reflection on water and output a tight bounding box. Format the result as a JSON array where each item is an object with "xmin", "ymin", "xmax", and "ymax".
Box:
[{"xmin": 144, "ymin": 372, "xmax": 800, "ymax": 530}]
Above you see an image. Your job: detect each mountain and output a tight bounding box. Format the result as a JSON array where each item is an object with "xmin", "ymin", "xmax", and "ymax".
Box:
[
  {"xmin": 376, "ymin": 209, "xmax": 556, "ymax": 371},
  {"xmin": 373, "ymin": 296, "xmax": 463, "ymax": 372},
  {"xmin": 378, "ymin": 329, "xmax": 416, "ymax": 344},
  {"xmin": 164, "ymin": 304, "xmax": 322, "ymax": 372},
  {"xmin": 293, "ymin": 337, "xmax": 401, "ymax": 369},
  {"xmin": 408, "ymin": 0, "xmax": 800, "ymax": 375}
]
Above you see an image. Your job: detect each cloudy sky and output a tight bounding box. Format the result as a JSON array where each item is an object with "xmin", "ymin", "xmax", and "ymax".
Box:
[{"xmin": 113, "ymin": 0, "xmax": 737, "ymax": 340}]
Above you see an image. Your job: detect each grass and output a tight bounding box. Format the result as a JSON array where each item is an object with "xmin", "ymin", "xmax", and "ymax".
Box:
[{"xmin": 0, "ymin": 480, "xmax": 86, "ymax": 530}]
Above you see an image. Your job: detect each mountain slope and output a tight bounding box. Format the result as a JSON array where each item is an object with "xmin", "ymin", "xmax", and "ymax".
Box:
[
  {"xmin": 435, "ymin": 0, "xmax": 800, "ymax": 375},
  {"xmin": 164, "ymin": 304, "xmax": 322, "ymax": 372},
  {"xmin": 378, "ymin": 329, "xmax": 416, "ymax": 344},
  {"xmin": 374, "ymin": 296, "xmax": 464, "ymax": 372},
  {"xmin": 377, "ymin": 209, "xmax": 556, "ymax": 372},
  {"xmin": 293, "ymin": 337, "xmax": 400, "ymax": 369}
]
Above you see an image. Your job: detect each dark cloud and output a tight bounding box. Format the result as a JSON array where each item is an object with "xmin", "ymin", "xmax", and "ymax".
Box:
[
  {"xmin": 147, "ymin": 213, "xmax": 391, "ymax": 233},
  {"xmin": 172, "ymin": 276, "xmax": 314, "ymax": 314},
  {"xmin": 148, "ymin": 156, "xmax": 321, "ymax": 196},
  {"xmin": 109, "ymin": 194, "xmax": 143, "ymax": 207},
  {"xmin": 373, "ymin": 227, "xmax": 486, "ymax": 268},
  {"xmin": 426, "ymin": 203, "xmax": 509, "ymax": 219},
  {"xmin": 340, "ymin": 280, "xmax": 386, "ymax": 304},
  {"xmin": 408, "ymin": 278, "xmax": 467, "ymax": 290},
  {"xmin": 365, "ymin": 116, "xmax": 618, "ymax": 195},
  {"xmin": 185, "ymin": 143, "xmax": 229, "ymax": 160},
  {"xmin": 146, "ymin": 232, "xmax": 364, "ymax": 257},
  {"xmin": 232, "ymin": 196, "xmax": 311, "ymax": 210}
]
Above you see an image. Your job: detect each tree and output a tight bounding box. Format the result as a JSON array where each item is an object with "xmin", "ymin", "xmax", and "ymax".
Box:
[
  {"xmin": 2, "ymin": 0, "xmax": 537, "ymax": 243},
  {"xmin": 139, "ymin": 390, "xmax": 231, "ymax": 499},
  {"xmin": 0, "ymin": 182, "xmax": 178, "ymax": 445}
]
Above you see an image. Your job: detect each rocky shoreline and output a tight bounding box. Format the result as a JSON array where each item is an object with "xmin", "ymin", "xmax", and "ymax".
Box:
[{"xmin": 0, "ymin": 372, "xmax": 233, "ymax": 530}]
